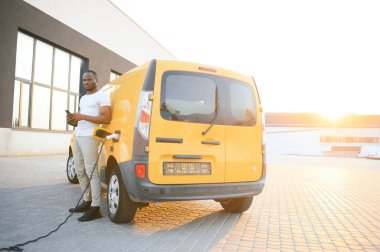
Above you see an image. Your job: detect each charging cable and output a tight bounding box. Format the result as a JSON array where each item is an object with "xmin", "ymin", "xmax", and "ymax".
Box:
[{"xmin": 0, "ymin": 136, "xmax": 113, "ymax": 251}]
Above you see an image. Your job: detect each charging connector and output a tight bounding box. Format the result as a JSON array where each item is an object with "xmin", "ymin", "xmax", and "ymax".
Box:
[{"xmin": 106, "ymin": 133, "xmax": 120, "ymax": 140}]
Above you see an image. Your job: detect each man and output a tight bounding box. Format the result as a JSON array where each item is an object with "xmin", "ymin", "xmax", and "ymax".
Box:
[{"xmin": 67, "ymin": 70, "xmax": 111, "ymax": 222}]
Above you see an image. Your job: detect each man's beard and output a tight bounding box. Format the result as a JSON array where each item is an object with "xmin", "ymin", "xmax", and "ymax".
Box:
[{"xmin": 85, "ymin": 85, "xmax": 96, "ymax": 91}]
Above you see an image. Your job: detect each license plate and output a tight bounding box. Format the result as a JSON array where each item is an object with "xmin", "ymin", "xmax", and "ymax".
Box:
[{"xmin": 163, "ymin": 162, "xmax": 211, "ymax": 175}]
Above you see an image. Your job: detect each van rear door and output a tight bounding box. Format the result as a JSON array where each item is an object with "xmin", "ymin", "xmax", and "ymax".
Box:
[
  {"xmin": 148, "ymin": 70, "xmax": 226, "ymax": 185},
  {"xmin": 224, "ymin": 80, "xmax": 263, "ymax": 182}
]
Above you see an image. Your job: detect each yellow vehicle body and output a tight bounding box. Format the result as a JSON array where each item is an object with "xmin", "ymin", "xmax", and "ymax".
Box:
[{"xmin": 68, "ymin": 59, "xmax": 266, "ymax": 223}]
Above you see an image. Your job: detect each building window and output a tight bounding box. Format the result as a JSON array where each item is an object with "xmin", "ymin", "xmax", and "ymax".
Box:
[
  {"xmin": 12, "ymin": 31, "xmax": 84, "ymax": 131},
  {"xmin": 320, "ymin": 136, "xmax": 380, "ymax": 144},
  {"xmin": 110, "ymin": 71, "xmax": 121, "ymax": 81}
]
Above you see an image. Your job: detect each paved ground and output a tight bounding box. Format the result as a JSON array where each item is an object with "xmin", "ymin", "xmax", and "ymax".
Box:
[{"xmin": 0, "ymin": 155, "xmax": 379, "ymax": 252}]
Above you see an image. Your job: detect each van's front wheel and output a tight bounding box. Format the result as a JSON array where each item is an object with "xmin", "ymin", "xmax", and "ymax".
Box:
[
  {"xmin": 107, "ymin": 168, "xmax": 137, "ymax": 223},
  {"xmin": 220, "ymin": 196, "xmax": 253, "ymax": 213}
]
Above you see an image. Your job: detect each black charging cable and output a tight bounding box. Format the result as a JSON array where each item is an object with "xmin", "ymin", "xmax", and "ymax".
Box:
[{"xmin": 0, "ymin": 138, "xmax": 107, "ymax": 252}]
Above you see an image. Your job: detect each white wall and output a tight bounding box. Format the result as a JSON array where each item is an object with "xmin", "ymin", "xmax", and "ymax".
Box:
[
  {"xmin": 266, "ymin": 127, "xmax": 380, "ymax": 156},
  {"xmin": 266, "ymin": 127, "xmax": 323, "ymax": 156},
  {"xmin": 24, "ymin": 0, "xmax": 175, "ymax": 65},
  {"xmin": 0, "ymin": 128, "xmax": 71, "ymax": 156}
]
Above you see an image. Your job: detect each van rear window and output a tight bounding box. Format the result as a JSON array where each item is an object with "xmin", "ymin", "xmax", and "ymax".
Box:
[
  {"xmin": 228, "ymin": 81, "xmax": 256, "ymax": 126},
  {"xmin": 161, "ymin": 72, "xmax": 217, "ymax": 123},
  {"xmin": 160, "ymin": 71, "xmax": 257, "ymax": 126}
]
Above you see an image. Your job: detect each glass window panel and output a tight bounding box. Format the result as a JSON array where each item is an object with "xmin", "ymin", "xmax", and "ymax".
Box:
[
  {"xmin": 69, "ymin": 94, "xmax": 75, "ymax": 113},
  {"xmin": 52, "ymin": 90, "xmax": 67, "ymax": 130},
  {"xmin": 12, "ymin": 80, "xmax": 21, "ymax": 127},
  {"xmin": 15, "ymin": 32, "xmax": 34, "ymax": 80},
  {"xmin": 161, "ymin": 72, "xmax": 216, "ymax": 123},
  {"xmin": 110, "ymin": 72, "xmax": 116, "ymax": 81},
  {"xmin": 53, "ymin": 49, "xmax": 70, "ymax": 90},
  {"xmin": 75, "ymin": 95, "xmax": 79, "ymax": 113},
  {"xmin": 34, "ymin": 40, "xmax": 53, "ymax": 85},
  {"xmin": 13, "ymin": 33, "xmax": 86, "ymax": 131},
  {"xmin": 32, "ymin": 85, "xmax": 51, "ymax": 129},
  {"xmin": 229, "ymin": 82, "xmax": 256, "ymax": 126},
  {"xmin": 21, "ymin": 83, "xmax": 31, "ymax": 127},
  {"xmin": 110, "ymin": 72, "xmax": 120, "ymax": 81},
  {"xmin": 68, "ymin": 94, "xmax": 76, "ymax": 131},
  {"xmin": 70, "ymin": 56, "xmax": 82, "ymax": 93}
]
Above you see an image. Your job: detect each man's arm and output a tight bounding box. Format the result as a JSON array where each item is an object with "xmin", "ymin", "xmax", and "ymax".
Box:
[{"xmin": 68, "ymin": 106, "xmax": 111, "ymax": 124}]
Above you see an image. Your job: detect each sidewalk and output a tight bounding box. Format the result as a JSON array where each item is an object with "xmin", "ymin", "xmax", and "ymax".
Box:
[{"xmin": 0, "ymin": 155, "xmax": 379, "ymax": 251}]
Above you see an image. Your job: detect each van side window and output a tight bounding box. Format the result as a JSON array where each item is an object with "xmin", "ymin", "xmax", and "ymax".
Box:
[
  {"xmin": 161, "ymin": 72, "xmax": 216, "ymax": 123},
  {"xmin": 228, "ymin": 82, "xmax": 256, "ymax": 126}
]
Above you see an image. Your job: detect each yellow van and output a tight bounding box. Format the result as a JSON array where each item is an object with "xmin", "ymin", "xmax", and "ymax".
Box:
[{"xmin": 67, "ymin": 59, "xmax": 266, "ymax": 223}]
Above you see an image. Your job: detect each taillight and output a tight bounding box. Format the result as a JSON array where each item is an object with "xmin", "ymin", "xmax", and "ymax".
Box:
[
  {"xmin": 140, "ymin": 110, "xmax": 150, "ymax": 123},
  {"xmin": 135, "ymin": 164, "xmax": 146, "ymax": 178},
  {"xmin": 137, "ymin": 91, "xmax": 153, "ymax": 140}
]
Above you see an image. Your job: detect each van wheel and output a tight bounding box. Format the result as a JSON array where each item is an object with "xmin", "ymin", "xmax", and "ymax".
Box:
[
  {"xmin": 66, "ymin": 154, "xmax": 78, "ymax": 184},
  {"xmin": 220, "ymin": 196, "xmax": 253, "ymax": 213},
  {"xmin": 107, "ymin": 168, "xmax": 137, "ymax": 223}
]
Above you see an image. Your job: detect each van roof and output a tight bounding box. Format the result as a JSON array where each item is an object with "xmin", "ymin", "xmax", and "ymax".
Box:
[
  {"xmin": 154, "ymin": 59, "xmax": 252, "ymax": 82},
  {"xmin": 111, "ymin": 59, "xmax": 254, "ymax": 86}
]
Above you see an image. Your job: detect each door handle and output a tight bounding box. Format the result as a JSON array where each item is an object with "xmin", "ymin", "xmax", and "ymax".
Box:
[
  {"xmin": 201, "ymin": 140, "xmax": 221, "ymax": 145},
  {"xmin": 173, "ymin": 155, "xmax": 203, "ymax": 159},
  {"xmin": 156, "ymin": 137, "xmax": 183, "ymax": 143}
]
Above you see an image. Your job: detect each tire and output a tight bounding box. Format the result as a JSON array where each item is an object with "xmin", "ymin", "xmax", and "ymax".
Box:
[
  {"xmin": 66, "ymin": 154, "xmax": 79, "ymax": 184},
  {"xmin": 107, "ymin": 167, "xmax": 138, "ymax": 223},
  {"xmin": 220, "ymin": 196, "xmax": 253, "ymax": 213}
]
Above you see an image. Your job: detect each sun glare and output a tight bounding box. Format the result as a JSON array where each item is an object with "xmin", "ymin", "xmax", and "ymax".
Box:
[{"xmin": 320, "ymin": 111, "xmax": 349, "ymax": 121}]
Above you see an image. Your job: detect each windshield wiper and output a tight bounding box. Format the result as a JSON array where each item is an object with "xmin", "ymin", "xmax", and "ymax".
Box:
[{"xmin": 202, "ymin": 86, "xmax": 218, "ymax": 135}]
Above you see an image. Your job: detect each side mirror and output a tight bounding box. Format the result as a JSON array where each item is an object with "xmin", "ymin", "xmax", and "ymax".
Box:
[{"xmin": 93, "ymin": 127, "xmax": 112, "ymax": 141}]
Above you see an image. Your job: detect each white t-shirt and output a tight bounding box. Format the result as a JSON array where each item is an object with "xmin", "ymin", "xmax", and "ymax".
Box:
[{"xmin": 76, "ymin": 91, "xmax": 111, "ymax": 136}]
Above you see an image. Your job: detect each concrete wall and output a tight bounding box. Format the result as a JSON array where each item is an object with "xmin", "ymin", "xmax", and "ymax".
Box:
[
  {"xmin": 266, "ymin": 128, "xmax": 323, "ymax": 156},
  {"xmin": 0, "ymin": 128, "xmax": 71, "ymax": 156},
  {"xmin": 266, "ymin": 127, "xmax": 380, "ymax": 156},
  {"xmin": 24, "ymin": 0, "xmax": 175, "ymax": 65}
]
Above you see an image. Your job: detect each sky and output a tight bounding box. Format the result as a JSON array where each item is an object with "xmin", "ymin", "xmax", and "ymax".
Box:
[{"xmin": 111, "ymin": 0, "xmax": 380, "ymax": 117}]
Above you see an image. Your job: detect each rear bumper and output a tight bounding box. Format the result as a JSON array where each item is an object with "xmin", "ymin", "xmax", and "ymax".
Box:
[{"xmin": 118, "ymin": 161, "xmax": 265, "ymax": 202}]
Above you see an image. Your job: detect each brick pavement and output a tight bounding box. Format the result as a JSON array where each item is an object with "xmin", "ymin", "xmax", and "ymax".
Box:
[{"xmin": 0, "ymin": 155, "xmax": 379, "ymax": 251}]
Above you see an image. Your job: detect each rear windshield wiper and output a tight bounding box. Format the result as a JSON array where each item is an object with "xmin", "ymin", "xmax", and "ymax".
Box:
[{"xmin": 202, "ymin": 86, "xmax": 218, "ymax": 135}]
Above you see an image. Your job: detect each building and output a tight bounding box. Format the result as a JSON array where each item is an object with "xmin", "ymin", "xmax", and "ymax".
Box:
[
  {"xmin": 266, "ymin": 113, "xmax": 380, "ymax": 158},
  {"xmin": 0, "ymin": 0, "xmax": 174, "ymax": 156},
  {"xmin": 2, "ymin": 1, "xmax": 378, "ymax": 158}
]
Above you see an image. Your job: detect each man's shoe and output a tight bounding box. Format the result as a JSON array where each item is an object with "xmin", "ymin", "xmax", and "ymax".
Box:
[
  {"xmin": 69, "ymin": 200, "xmax": 92, "ymax": 213},
  {"xmin": 78, "ymin": 207, "xmax": 102, "ymax": 222}
]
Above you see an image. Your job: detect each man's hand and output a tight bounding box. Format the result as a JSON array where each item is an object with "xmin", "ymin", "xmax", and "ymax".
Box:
[
  {"xmin": 66, "ymin": 113, "xmax": 79, "ymax": 127},
  {"xmin": 67, "ymin": 113, "xmax": 83, "ymax": 122}
]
